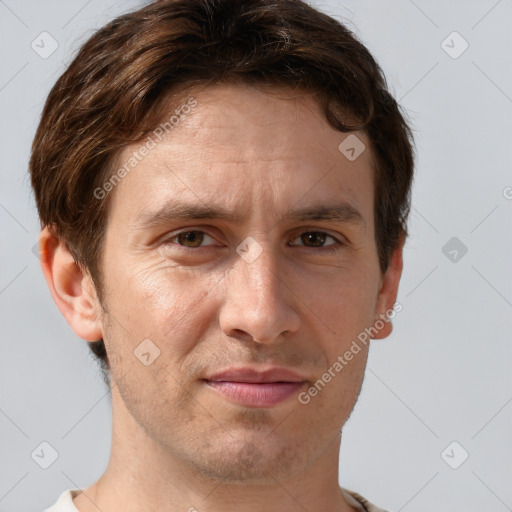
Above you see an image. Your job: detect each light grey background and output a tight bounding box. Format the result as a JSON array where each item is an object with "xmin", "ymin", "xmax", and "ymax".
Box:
[{"xmin": 1, "ymin": 1, "xmax": 511, "ymax": 511}]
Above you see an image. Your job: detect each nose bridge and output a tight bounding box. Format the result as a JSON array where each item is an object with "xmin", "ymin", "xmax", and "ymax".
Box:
[
  {"xmin": 219, "ymin": 239, "xmax": 300, "ymax": 343},
  {"xmin": 239, "ymin": 241, "xmax": 281, "ymax": 309}
]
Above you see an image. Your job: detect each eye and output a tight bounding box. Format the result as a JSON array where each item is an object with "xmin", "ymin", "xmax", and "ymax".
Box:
[
  {"xmin": 165, "ymin": 230, "xmax": 217, "ymax": 248},
  {"xmin": 289, "ymin": 231, "xmax": 344, "ymax": 252},
  {"xmin": 162, "ymin": 229, "xmax": 344, "ymax": 253}
]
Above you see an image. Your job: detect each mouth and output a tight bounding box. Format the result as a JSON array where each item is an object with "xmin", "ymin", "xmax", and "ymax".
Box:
[{"xmin": 202, "ymin": 366, "xmax": 309, "ymax": 408}]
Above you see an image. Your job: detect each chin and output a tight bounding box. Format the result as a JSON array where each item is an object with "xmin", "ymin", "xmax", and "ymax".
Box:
[{"xmin": 190, "ymin": 431, "xmax": 308, "ymax": 483}]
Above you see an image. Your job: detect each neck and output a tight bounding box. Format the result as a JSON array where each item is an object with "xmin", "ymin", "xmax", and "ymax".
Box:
[{"xmin": 73, "ymin": 385, "xmax": 360, "ymax": 512}]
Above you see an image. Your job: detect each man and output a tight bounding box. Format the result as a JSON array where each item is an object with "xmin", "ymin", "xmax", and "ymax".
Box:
[{"xmin": 31, "ymin": 1, "xmax": 414, "ymax": 511}]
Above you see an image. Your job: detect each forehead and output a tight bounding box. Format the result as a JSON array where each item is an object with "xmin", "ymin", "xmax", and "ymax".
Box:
[
  {"xmin": 107, "ymin": 82, "xmax": 375, "ymax": 229},
  {"xmin": 155, "ymin": 82, "xmax": 364, "ymax": 160}
]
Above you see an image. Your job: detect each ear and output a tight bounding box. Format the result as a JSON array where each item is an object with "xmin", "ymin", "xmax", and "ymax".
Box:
[
  {"xmin": 371, "ymin": 233, "xmax": 405, "ymax": 340},
  {"xmin": 38, "ymin": 226, "xmax": 103, "ymax": 341}
]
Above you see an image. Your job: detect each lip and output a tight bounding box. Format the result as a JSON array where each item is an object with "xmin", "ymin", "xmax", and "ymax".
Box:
[
  {"xmin": 203, "ymin": 366, "xmax": 309, "ymax": 408},
  {"xmin": 204, "ymin": 366, "xmax": 309, "ymax": 383}
]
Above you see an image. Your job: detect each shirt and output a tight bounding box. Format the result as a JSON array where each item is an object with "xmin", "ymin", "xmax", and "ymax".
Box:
[{"xmin": 43, "ymin": 487, "xmax": 390, "ymax": 512}]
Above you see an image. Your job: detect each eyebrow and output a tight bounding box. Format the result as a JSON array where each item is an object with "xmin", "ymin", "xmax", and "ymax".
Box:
[{"xmin": 132, "ymin": 200, "xmax": 366, "ymax": 230}]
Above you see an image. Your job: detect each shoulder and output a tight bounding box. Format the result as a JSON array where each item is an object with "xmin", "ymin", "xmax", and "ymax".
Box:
[
  {"xmin": 341, "ymin": 487, "xmax": 392, "ymax": 512},
  {"xmin": 43, "ymin": 489, "xmax": 81, "ymax": 512}
]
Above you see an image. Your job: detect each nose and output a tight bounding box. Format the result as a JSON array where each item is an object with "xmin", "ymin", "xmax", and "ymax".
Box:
[{"xmin": 219, "ymin": 241, "xmax": 301, "ymax": 345}]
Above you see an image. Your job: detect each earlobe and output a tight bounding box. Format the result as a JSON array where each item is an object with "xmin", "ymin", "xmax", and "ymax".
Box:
[
  {"xmin": 371, "ymin": 234, "xmax": 405, "ymax": 340},
  {"xmin": 38, "ymin": 226, "xmax": 103, "ymax": 342}
]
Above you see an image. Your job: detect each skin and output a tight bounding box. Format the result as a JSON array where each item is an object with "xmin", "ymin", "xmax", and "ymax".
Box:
[{"xmin": 40, "ymin": 82, "xmax": 404, "ymax": 512}]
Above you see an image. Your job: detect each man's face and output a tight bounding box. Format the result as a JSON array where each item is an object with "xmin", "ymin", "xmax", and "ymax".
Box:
[{"xmin": 96, "ymin": 83, "xmax": 394, "ymax": 482}]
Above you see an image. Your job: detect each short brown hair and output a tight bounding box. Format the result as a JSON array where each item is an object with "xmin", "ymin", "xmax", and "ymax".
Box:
[{"xmin": 29, "ymin": 0, "xmax": 415, "ymax": 385}]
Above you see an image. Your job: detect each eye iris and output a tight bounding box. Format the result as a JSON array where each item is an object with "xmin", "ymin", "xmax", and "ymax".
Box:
[
  {"xmin": 302, "ymin": 232, "xmax": 326, "ymax": 247},
  {"xmin": 178, "ymin": 231, "xmax": 204, "ymax": 247}
]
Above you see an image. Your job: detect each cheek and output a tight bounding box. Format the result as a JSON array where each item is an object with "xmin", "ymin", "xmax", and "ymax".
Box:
[
  {"xmin": 105, "ymin": 256, "xmax": 226, "ymax": 359},
  {"xmin": 285, "ymin": 261, "xmax": 378, "ymax": 337},
  {"xmin": 293, "ymin": 343, "xmax": 368, "ymax": 437}
]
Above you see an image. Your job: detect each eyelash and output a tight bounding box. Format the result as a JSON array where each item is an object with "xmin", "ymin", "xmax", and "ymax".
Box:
[{"xmin": 162, "ymin": 230, "xmax": 345, "ymax": 254}]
